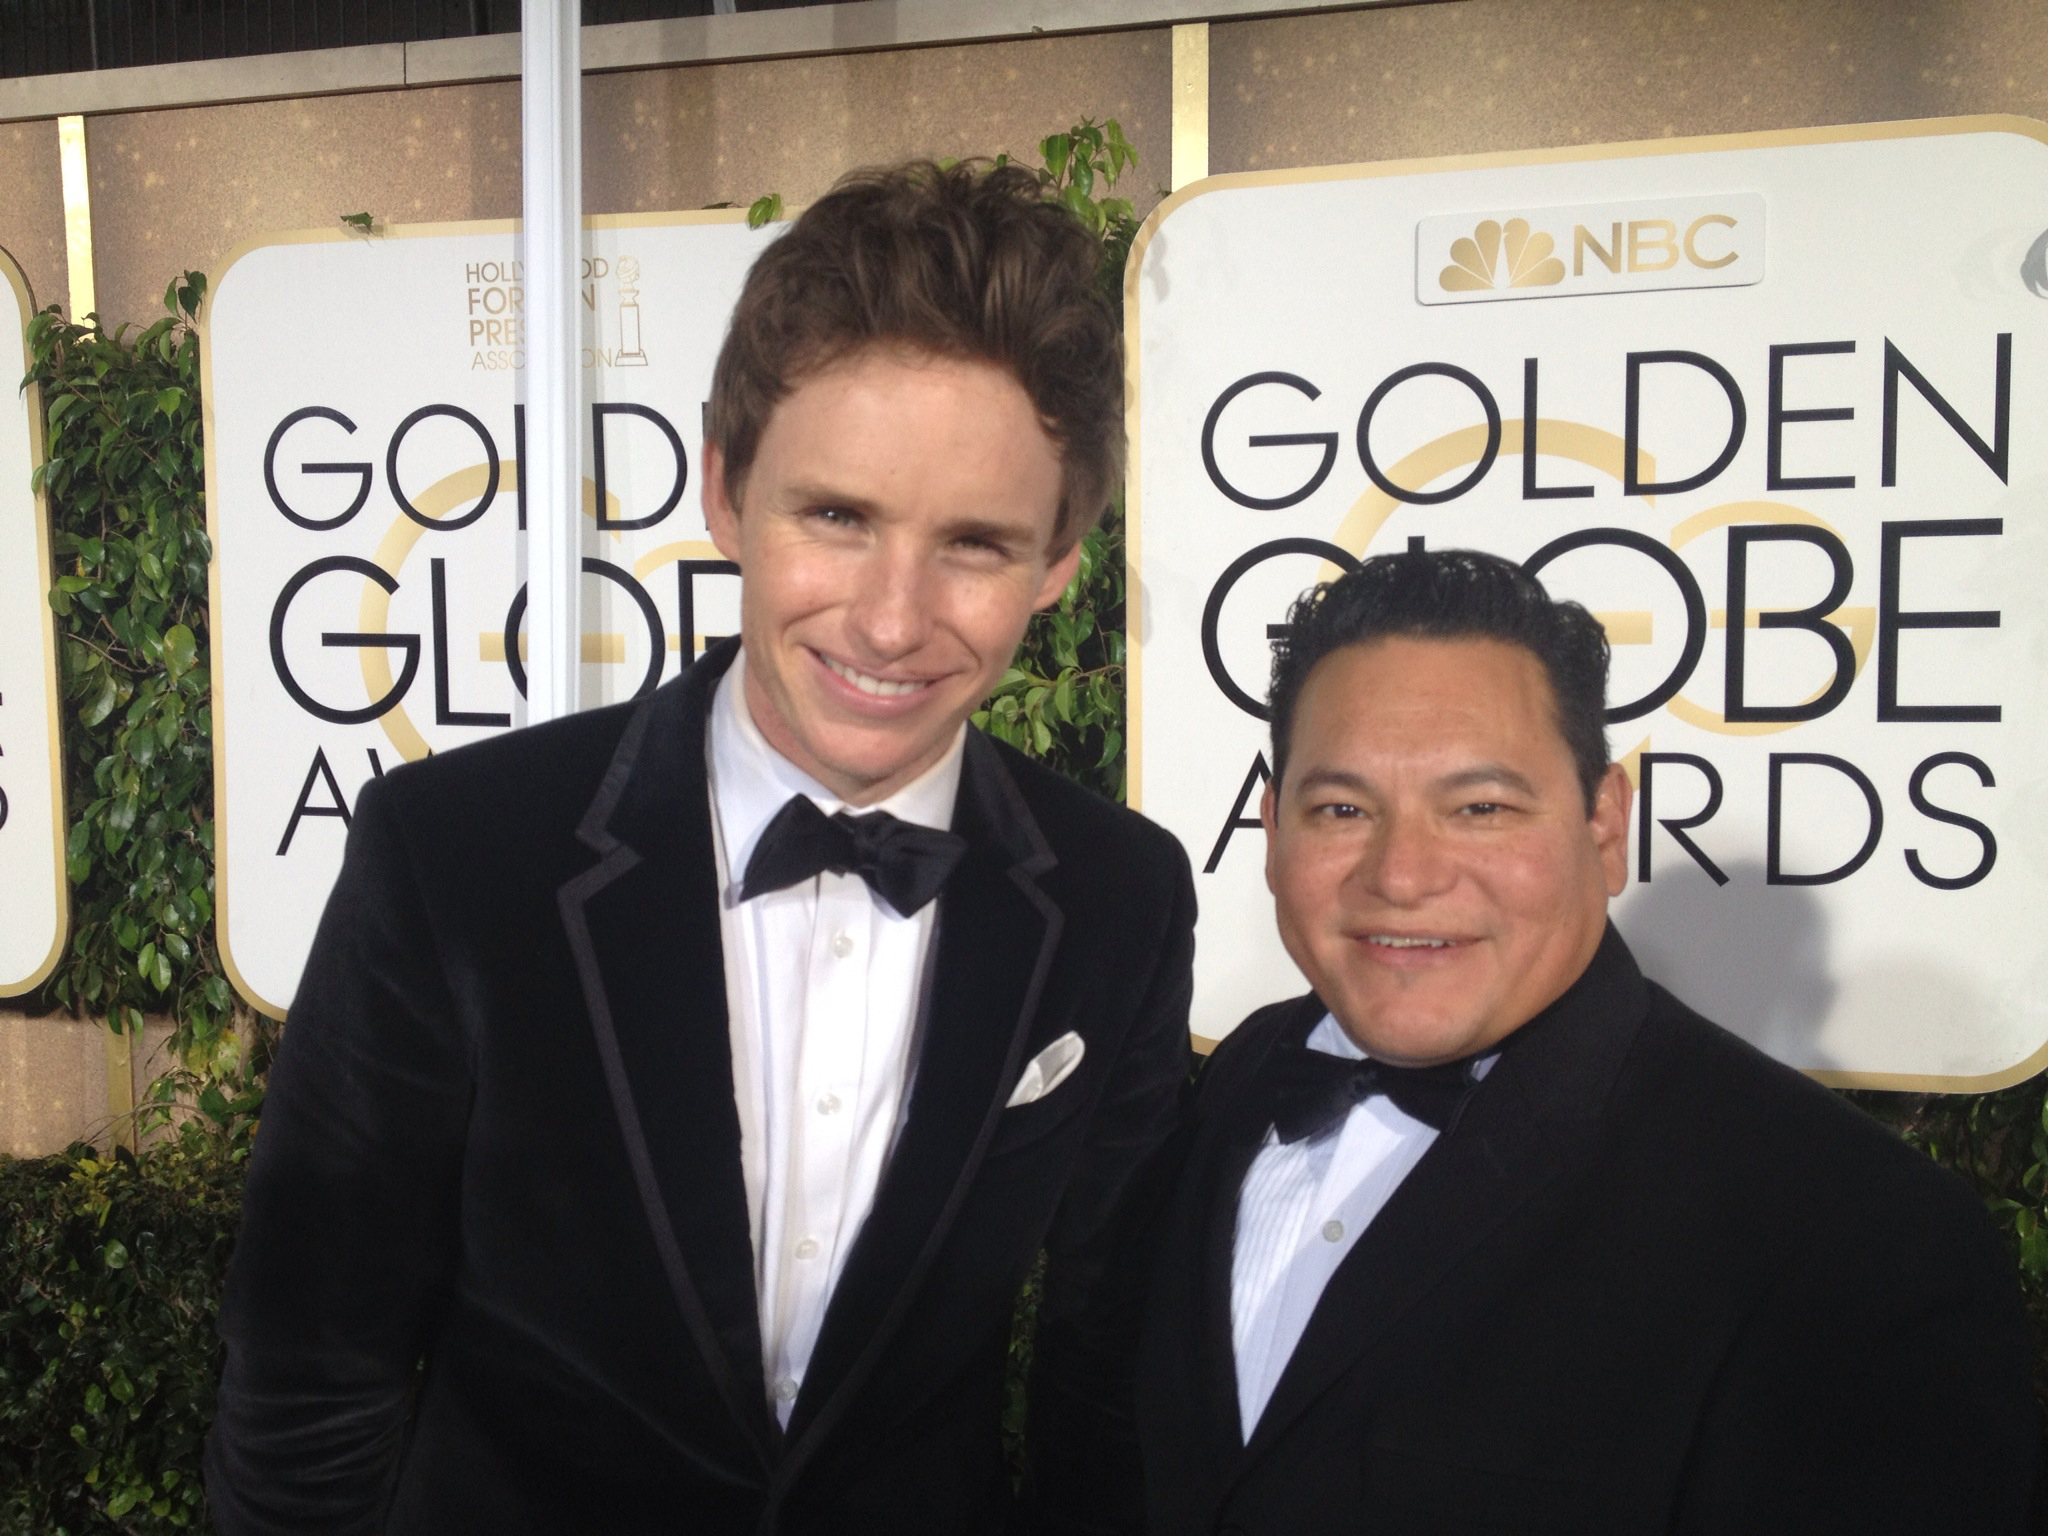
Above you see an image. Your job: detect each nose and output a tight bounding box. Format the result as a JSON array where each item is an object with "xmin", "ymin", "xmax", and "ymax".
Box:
[
  {"xmin": 844, "ymin": 538, "xmax": 933, "ymax": 663},
  {"xmin": 1354, "ymin": 806, "xmax": 1455, "ymax": 907}
]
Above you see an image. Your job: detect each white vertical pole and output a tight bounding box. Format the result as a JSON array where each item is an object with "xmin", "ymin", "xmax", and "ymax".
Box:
[{"xmin": 521, "ymin": 0, "xmax": 583, "ymax": 724}]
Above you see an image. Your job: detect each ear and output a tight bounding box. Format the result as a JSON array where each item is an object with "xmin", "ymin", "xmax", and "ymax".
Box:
[
  {"xmin": 703, "ymin": 441, "xmax": 742, "ymax": 564},
  {"xmin": 1260, "ymin": 780, "xmax": 1280, "ymax": 895},
  {"xmin": 1030, "ymin": 537, "xmax": 1086, "ymax": 611},
  {"xmin": 1589, "ymin": 761, "xmax": 1633, "ymax": 898}
]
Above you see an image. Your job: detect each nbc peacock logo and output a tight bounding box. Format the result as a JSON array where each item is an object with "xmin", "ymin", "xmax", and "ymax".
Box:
[
  {"xmin": 1438, "ymin": 217, "xmax": 1566, "ymax": 293},
  {"xmin": 1418, "ymin": 195, "xmax": 1765, "ymax": 306}
]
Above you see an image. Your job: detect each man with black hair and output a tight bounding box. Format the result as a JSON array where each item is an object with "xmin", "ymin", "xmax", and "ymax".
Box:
[{"xmin": 1135, "ymin": 548, "xmax": 2037, "ymax": 1534}]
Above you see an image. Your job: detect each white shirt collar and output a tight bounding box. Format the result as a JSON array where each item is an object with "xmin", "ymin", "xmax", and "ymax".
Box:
[
  {"xmin": 1305, "ymin": 1012, "xmax": 1368, "ymax": 1061},
  {"xmin": 708, "ymin": 648, "xmax": 968, "ymax": 895}
]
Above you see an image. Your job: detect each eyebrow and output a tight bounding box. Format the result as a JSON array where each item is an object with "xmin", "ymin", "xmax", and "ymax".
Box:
[
  {"xmin": 783, "ymin": 482, "xmax": 881, "ymax": 516},
  {"xmin": 1289, "ymin": 763, "xmax": 1540, "ymax": 798},
  {"xmin": 1438, "ymin": 763, "xmax": 1539, "ymax": 797},
  {"xmin": 1291, "ymin": 768, "xmax": 1375, "ymax": 798},
  {"xmin": 783, "ymin": 484, "xmax": 1037, "ymax": 547}
]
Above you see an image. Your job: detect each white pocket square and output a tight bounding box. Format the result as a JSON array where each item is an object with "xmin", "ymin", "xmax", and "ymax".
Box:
[{"xmin": 1006, "ymin": 1031, "xmax": 1086, "ymax": 1108}]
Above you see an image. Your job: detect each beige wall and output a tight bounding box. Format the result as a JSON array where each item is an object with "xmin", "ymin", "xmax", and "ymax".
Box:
[
  {"xmin": 1, "ymin": 1011, "xmax": 177, "ymax": 1158},
  {"xmin": 82, "ymin": 28, "xmax": 1169, "ymax": 329},
  {"xmin": 1209, "ymin": 0, "xmax": 2048, "ymax": 173},
  {"xmin": 585, "ymin": 30, "xmax": 1170, "ymax": 217},
  {"xmin": 87, "ymin": 81, "xmax": 524, "ymax": 331},
  {"xmin": 0, "ymin": 118, "xmax": 69, "ymax": 319},
  {"xmin": 59, "ymin": 1, "xmax": 2048, "ymax": 328}
]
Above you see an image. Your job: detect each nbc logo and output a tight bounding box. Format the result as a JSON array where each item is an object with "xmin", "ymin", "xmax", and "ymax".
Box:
[
  {"xmin": 1417, "ymin": 194, "xmax": 1764, "ymax": 306},
  {"xmin": 1439, "ymin": 218, "xmax": 1565, "ymax": 293}
]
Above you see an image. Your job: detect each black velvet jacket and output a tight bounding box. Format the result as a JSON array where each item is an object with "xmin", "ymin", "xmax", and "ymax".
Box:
[
  {"xmin": 1137, "ymin": 927, "xmax": 2038, "ymax": 1536},
  {"xmin": 206, "ymin": 641, "xmax": 1195, "ymax": 1535}
]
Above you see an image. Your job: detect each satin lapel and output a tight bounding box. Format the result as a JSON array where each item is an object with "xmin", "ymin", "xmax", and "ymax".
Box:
[
  {"xmin": 1236, "ymin": 928, "xmax": 1649, "ymax": 1473},
  {"xmin": 557, "ymin": 641, "xmax": 779, "ymax": 1470},
  {"xmin": 779, "ymin": 730, "xmax": 1060, "ymax": 1466}
]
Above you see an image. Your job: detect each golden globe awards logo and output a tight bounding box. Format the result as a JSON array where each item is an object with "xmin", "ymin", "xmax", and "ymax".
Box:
[
  {"xmin": 1419, "ymin": 193, "xmax": 1766, "ymax": 305},
  {"xmin": 205, "ymin": 216, "xmax": 775, "ymax": 1014}
]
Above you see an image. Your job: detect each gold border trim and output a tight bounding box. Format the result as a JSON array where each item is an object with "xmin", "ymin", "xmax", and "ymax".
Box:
[
  {"xmin": 199, "ymin": 207, "xmax": 768, "ymax": 1021},
  {"xmin": 0, "ymin": 247, "xmax": 71, "ymax": 997},
  {"xmin": 1121, "ymin": 112, "xmax": 2048, "ymax": 1093}
]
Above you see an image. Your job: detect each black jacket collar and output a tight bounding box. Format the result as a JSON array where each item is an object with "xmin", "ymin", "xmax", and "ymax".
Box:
[
  {"xmin": 1214, "ymin": 927, "xmax": 1649, "ymax": 1473},
  {"xmin": 557, "ymin": 640, "xmax": 1065, "ymax": 1479}
]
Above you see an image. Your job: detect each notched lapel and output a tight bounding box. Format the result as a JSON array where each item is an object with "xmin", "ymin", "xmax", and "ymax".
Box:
[
  {"xmin": 557, "ymin": 645, "xmax": 779, "ymax": 1469},
  {"xmin": 783, "ymin": 731, "xmax": 1061, "ymax": 1459},
  {"xmin": 1237, "ymin": 931, "xmax": 1650, "ymax": 1471}
]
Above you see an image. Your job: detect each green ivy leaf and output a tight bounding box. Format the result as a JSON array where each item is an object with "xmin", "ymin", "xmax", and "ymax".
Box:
[
  {"xmin": 162, "ymin": 622, "xmax": 197, "ymax": 678},
  {"xmin": 1040, "ymin": 133, "xmax": 1072, "ymax": 184}
]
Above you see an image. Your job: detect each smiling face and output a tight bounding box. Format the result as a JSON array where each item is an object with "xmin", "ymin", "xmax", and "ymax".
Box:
[
  {"xmin": 1262, "ymin": 636, "xmax": 1632, "ymax": 1065},
  {"xmin": 704, "ymin": 346, "xmax": 1080, "ymax": 806}
]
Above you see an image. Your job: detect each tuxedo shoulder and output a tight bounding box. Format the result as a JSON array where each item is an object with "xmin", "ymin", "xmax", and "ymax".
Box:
[
  {"xmin": 354, "ymin": 695, "xmax": 643, "ymax": 837},
  {"xmin": 1619, "ymin": 980, "xmax": 1988, "ymax": 1237},
  {"xmin": 983, "ymin": 732, "xmax": 1189, "ymax": 878},
  {"xmin": 1212, "ymin": 995, "xmax": 1315, "ymax": 1057},
  {"xmin": 1195, "ymin": 995, "xmax": 1316, "ymax": 1100}
]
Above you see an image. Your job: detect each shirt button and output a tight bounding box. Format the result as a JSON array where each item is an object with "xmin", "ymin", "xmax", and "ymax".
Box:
[
  {"xmin": 830, "ymin": 931, "xmax": 854, "ymax": 959},
  {"xmin": 774, "ymin": 1376, "xmax": 799, "ymax": 1403},
  {"xmin": 1322, "ymin": 1219, "xmax": 1345, "ymax": 1243},
  {"xmin": 816, "ymin": 1093, "xmax": 841, "ymax": 1116},
  {"xmin": 794, "ymin": 1236, "xmax": 820, "ymax": 1261}
]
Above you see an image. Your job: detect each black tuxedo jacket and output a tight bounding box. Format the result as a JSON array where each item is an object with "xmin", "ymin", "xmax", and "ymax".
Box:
[
  {"xmin": 1137, "ymin": 927, "xmax": 2038, "ymax": 1535},
  {"xmin": 206, "ymin": 641, "xmax": 1195, "ymax": 1535}
]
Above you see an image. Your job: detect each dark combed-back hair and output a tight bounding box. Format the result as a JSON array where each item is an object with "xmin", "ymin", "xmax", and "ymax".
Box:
[
  {"xmin": 707, "ymin": 159, "xmax": 1123, "ymax": 552},
  {"xmin": 1268, "ymin": 548, "xmax": 1613, "ymax": 809}
]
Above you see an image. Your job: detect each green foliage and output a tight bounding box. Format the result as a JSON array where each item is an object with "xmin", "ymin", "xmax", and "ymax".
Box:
[
  {"xmin": 0, "ymin": 1129, "xmax": 244, "ymax": 1535},
  {"xmin": 977, "ymin": 515, "xmax": 1128, "ymax": 803},
  {"xmin": 26, "ymin": 274, "xmax": 244, "ymax": 1089},
  {"xmin": 974, "ymin": 120, "xmax": 1137, "ymax": 802},
  {"xmin": 746, "ymin": 193, "xmax": 784, "ymax": 229},
  {"xmin": 1034, "ymin": 119, "xmax": 1140, "ymax": 306}
]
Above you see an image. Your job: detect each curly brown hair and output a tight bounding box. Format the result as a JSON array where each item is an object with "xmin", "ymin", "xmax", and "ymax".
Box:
[{"xmin": 706, "ymin": 159, "xmax": 1123, "ymax": 553}]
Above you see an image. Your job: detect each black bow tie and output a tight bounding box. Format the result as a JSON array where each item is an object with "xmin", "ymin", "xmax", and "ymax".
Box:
[
  {"xmin": 1263, "ymin": 1037, "xmax": 1481, "ymax": 1143},
  {"xmin": 740, "ymin": 794, "xmax": 967, "ymax": 917}
]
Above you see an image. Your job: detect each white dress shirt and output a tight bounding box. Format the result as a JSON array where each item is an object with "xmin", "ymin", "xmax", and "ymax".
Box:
[
  {"xmin": 707, "ymin": 653, "xmax": 965, "ymax": 1425},
  {"xmin": 1229, "ymin": 1016, "xmax": 1497, "ymax": 1441}
]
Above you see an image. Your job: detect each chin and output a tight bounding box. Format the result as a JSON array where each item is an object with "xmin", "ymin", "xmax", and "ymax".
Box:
[{"xmin": 1336, "ymin": 1001, "xmax": 1490, "ymax": 1064}]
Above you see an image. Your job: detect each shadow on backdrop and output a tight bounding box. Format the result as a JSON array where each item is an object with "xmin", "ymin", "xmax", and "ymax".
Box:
[{"xmin": 1617, "ymin": 860, "xmax": 1839, "ymax": 1072}]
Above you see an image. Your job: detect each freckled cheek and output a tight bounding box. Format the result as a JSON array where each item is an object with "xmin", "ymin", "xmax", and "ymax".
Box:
[
  {"xmin": 938, "ymin": 598, "xmax": 1032, "ymax": 667},
  {"xmin": 758, "ymin": 566, "xmax": 854, "ymax": 626}
]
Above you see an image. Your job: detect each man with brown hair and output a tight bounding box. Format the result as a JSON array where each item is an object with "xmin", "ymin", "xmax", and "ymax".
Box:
[{"xmin": 208, "ymin": 162, "xmax": 1194, "ymax": 1535}]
